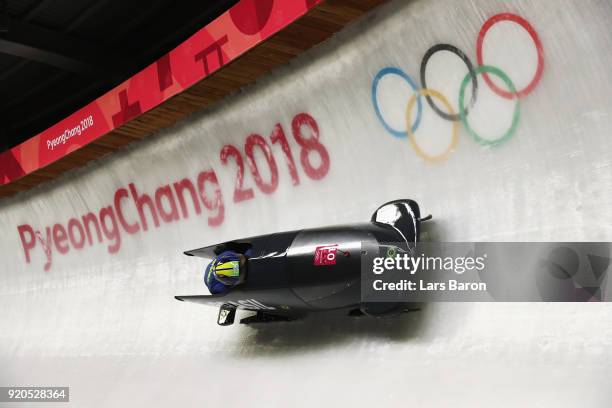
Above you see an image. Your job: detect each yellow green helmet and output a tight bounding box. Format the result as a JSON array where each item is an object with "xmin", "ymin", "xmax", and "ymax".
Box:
[{"xmin": 211, "ymin": 259, "xmax": 241, "ymax": 285}]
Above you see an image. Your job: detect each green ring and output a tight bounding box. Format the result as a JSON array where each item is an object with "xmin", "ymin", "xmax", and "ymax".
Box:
[{"xmin": 459, "ymin": 65, "xmax": 521, "ymax": 147}]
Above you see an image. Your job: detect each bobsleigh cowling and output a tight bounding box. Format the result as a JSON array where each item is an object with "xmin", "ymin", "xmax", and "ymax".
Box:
[{"xmin": 175, "ymin": 199, "xmax": 430, "ymax": 325}]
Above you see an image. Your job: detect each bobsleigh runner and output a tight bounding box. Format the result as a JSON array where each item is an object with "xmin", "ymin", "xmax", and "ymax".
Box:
[{"xmin": 175, "ymin": 199, "xmax": 432, "ymax": 326}]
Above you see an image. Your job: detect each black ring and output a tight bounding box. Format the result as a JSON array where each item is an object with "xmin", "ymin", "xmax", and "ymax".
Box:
[{"xmin": 419, "ymin": 43, "xmax": 478, "ymax": 122}]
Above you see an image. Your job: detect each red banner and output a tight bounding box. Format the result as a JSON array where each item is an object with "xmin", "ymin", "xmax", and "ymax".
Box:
[{"xmin": 0, "ymin": 0, "xmax": 321, "ymax": 185}]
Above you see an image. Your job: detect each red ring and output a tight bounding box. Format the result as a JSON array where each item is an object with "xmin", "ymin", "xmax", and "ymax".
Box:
[{"xmin": 476, "ymin": 13, "xmax": 544, "ymax": 99}]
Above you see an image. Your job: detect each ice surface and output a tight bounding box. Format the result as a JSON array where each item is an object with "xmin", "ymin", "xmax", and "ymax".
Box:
[{"xmin": 1, "ymin": 0, "xmax": 612, "ymax": 406}]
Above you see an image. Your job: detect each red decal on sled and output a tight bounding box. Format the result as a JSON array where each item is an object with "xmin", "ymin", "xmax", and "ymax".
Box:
[{"xmin": 314, "ymin": 245, "xmax": 338, "ymax": 266}]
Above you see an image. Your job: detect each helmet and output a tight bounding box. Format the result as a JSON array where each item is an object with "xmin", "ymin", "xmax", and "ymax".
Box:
[
  {"xmin": 203, "ymin": 262, "xmax": 214, "ymax": 287},
  {"xmin": 211, "ymin": 258, "xmax": 242, "ymax": 285}
]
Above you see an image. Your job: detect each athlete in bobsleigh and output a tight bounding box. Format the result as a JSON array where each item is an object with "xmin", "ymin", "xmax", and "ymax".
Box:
[
  {"xmin": 204, "ymin": 249, "xmax": 251, "ymax": 294},
  {"xmin": 177, "ymin": 199, "xmax": 431, "ymax": 326}
]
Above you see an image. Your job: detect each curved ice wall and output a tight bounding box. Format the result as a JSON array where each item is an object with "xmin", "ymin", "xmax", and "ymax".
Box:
[{"xmin": 1, "ymin": 0, "xmax": 611, "ymax": 406}]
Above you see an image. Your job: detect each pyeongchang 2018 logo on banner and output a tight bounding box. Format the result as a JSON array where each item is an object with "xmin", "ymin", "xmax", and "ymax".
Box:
[{"xmin": 371, "ymin": 13, "xmax": 544, "ymax": 163}]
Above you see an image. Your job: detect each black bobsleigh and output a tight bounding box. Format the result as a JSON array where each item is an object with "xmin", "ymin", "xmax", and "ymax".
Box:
[{"xmin": 175, "ymin": 199, "xmax": 431, "ymax": 326}]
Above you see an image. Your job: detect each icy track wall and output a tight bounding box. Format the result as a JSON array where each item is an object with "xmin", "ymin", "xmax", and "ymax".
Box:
[{"xmin": 2, "ymin": 0, "xmax": 612, "ymax": 406}]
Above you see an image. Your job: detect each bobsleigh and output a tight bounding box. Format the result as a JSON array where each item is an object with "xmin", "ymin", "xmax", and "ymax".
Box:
[{"xmin": 175, "ymin": 199, "xmax": 431, "ymax": 326}]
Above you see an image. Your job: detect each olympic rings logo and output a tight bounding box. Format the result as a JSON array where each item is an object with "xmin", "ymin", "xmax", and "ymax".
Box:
[{"xmin": 371, "ymin": 13, "xmax": 544, "ymax": 162}]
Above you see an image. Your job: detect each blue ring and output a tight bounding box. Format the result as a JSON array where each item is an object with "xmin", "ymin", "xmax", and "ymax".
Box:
[{"xmin": 371, "ymin": 67, "xmax": 422, "ymax": 138}]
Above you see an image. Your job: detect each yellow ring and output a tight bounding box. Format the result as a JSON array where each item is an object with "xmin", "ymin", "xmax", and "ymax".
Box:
[{"xmin": 406, "ymin": 89, "xmax": 459, "ymax": 163}]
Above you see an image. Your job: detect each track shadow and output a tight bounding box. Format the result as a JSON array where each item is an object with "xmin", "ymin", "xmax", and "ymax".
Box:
[{"xmin": 230, "ymin": 303, "xmax": 432, "ymax": 358}]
